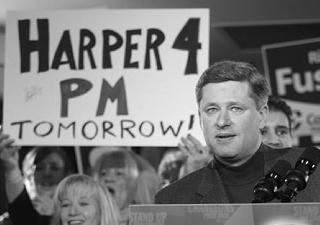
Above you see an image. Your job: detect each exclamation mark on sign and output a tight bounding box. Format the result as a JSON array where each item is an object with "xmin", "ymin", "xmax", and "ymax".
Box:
[{"xmin": 188, "ymin": 114, "xmax": 195, "ymax": 130}]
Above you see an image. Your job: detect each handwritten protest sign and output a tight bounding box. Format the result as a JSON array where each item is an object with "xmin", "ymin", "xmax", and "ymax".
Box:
[
  {"xmin": 262, "ymin": 38, "xmax": 320, "ymax": 138},
  {"xmin": 4, "ymin": 9, "xmax": 209, "ymax": 146}
]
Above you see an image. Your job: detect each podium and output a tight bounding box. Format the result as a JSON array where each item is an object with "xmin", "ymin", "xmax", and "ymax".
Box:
[{"xmin": 130, "ymin": 203, "xmax": 320, "ymax": 225}]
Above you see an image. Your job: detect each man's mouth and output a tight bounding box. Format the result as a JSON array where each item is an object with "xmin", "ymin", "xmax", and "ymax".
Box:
[{"xmin": 216, "ymin": 133, "xmax": 236, "ymax": 140}]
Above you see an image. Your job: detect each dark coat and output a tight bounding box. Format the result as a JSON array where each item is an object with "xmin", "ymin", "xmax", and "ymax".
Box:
[
  {"xmin": 8, "ymin": 188, "xmax": 51, "ymax": 225},
  {"xmin": 155, "ymin": 144, "xmax": 320, "ymax": 204}
]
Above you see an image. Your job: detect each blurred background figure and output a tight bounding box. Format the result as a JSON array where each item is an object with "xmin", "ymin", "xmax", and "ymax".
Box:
[
  {"xmin": 22, "ymin": 147, "xmax": 75, "ymax": 215},
  {"xmin": 157, "ymin": 147, "xmax": 184, "ymax": 187},
  {"xmin": 0, "ymin": 133, "xmax": 75, "ymax": 225},
  {"xmin": 0, "ymin": 99, "xmax": 12, "ymax": 225},
  {"xmin": 0, "ymin": 158, "xmax": 11, "ymax": 225},
  {"xmin": 50, "ymin": 174, "xmax": 119, "ymax": 225},
  {"xmin": 261, "ymin": 95, "xmax": 293, "ymax": 149},
  {"xmin": 90, "ymin": 147, "xmax": 161, "ymax": 225},
  {"xmin": 130, "ymin": 152, "xmax": 162, "ymax": 204},
  {"xmin": 158, "ymin": 135, "xmax": 211, "ymax": 186}
]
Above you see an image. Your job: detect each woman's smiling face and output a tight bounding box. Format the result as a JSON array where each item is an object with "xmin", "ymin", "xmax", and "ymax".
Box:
[{"xmin": 59, "ymin": 190, "xmax": 100, "ymax": 225}]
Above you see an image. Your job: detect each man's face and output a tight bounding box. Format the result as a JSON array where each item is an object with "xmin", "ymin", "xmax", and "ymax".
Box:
[
  {"xmin": 261, "ymin": 110, "xmax": 292, "ymax": 149},
  {"xmin": 25, "ymin": 152, "xmax": 67, "ymax": 200},
  {"xmin": 198, "ymin": 81, "xmax": 267, "ymax": 166},
  {"xmin": 34, "ymin": 153, "xmax": 67, "ymax": 189}
]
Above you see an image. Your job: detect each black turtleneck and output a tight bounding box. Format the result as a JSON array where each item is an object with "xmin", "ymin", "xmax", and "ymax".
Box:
[{"xmin": 216, "ymin": 147, "xmax": 264, "ymax": 203}]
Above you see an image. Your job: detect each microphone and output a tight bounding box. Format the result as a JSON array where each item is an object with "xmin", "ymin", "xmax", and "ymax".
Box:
[
  {"xmin": 252, "ymin": 160, "xmax": 291, "ymax": 203},
  {"xmin": 279, "ymin": 146, "xmax": 320, "ymax": 202}
]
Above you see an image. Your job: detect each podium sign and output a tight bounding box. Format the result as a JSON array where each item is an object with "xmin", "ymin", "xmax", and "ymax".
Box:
[{"xmin": 130, "ymin": 203, "xmax": 320, "ymax": 225}]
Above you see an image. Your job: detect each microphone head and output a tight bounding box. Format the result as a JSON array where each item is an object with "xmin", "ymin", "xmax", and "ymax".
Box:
[
  {"xmin": 252, "ymin": 160, "xmax": 291, "ymax": 203},
  {"xmin": 272, "ymin": 160, "xmax": 292, "ymax": 175},
  {"xmin": 267, "ymin": 160, "xmax": 292, "ymax": 187},
  {"xmin": 296, "ymin": 146, "xmax": 320, "ymax": 175},
  {"xmin": 279, "ymin": 147, "xmax": 320, "ymax": 202}
]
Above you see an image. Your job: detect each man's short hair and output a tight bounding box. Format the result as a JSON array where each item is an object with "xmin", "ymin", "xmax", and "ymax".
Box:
[
  {"xmin": 196, "ymin": 60, "xmax": 270, "ymax": 109},
  {"xmin": 268, "ymin": 95, "xmax": 293, "ymax": 133}
]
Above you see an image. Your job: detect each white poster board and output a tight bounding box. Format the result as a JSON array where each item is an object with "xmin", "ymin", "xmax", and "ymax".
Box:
[{"xmin": 4, "ymin": 9, "xmax": 209, "ymax": 146}]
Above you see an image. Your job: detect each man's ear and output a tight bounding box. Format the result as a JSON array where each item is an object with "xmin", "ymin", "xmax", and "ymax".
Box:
[
  {"xmin": 258, "ymin": 104, "xmax": 268, "ymax": 129},
  {"xmin": 198, "ymin": 109, "xmax": 203, "ymax": 130}
]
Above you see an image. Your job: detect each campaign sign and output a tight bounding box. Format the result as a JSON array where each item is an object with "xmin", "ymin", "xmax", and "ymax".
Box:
[
  {"xmin": 262, "ymin": 38, "xmax": 320, "ymax": 137},
  {"xmin": 130, "ymin": 203, "xmax": 320, "ymax": 225},
  {"xmin": 4, "ymin": 9, "xmax": 209, "ymax": 146}
]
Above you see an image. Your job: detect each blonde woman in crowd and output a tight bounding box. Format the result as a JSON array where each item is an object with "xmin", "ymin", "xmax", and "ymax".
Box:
[
  {"xmin": 90, "ymin": 147, "xmax": 161, "ymax": 225},
  {"xmin": 50, "ymin": 174, "xmax": 119, "ymax": 225}
]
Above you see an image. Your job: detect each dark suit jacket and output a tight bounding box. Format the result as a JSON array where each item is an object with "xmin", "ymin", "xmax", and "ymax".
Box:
[{"xmin": 155, "ymin": 144, "xmax": 320, "ymax": 204}]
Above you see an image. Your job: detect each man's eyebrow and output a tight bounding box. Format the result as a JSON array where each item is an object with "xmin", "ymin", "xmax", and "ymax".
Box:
[
  {"xmin": 275, "ymin": 125, "xmax": 289, "ymax": 129},
  {"xmin": 202, "ymin": 102, "xmax": 219, "ymax": 108},
  {"xmin": 227, "ymin": 101, "xmax": 242, "ymax": 105},
  {"xmin": 203, "ymin": 101, "xmax": 242, "ymax": 106}
]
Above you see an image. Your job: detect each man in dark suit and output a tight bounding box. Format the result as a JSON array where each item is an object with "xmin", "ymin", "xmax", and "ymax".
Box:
[{"xmin": 155, "ymin": 60, "xmax": 320, "ymax": 204}]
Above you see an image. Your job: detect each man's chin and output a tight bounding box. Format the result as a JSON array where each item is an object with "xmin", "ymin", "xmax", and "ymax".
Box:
[{"xmin": 214, "ymin": 152, "xmax": 241, "ymax": 165}]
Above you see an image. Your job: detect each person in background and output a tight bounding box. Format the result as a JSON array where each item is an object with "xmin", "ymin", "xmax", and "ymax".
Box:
[
  {"xmin": 157, "ymin": 147, "xmax": 184, "ymax": 187},
  {"xmin": 155, "ymin": 60, "xmax": 320, "ymax": 204},
  {"xmin": 0, "ymin": 159, "xmax": 11, "ymax": 225},
  {"xmin": 261, "ymin": 95, "xmax": 293, "ymax": 149},
  {"xmin": 157, "ymin": 136, "xmax": 211, "ymax": 186},
  {"xmin": 0, "ymin": 134, "xmax": 74, "ymax": 225},
  {"xmin": 90, "ymin": 147, "xmax": 161, "ymax": 225},
  {"xmin": 50, "ymin": 174, "xmax": 119, "ymax": 225},
  {"xmin": 22, "ymin": 147, "xmax": 75, "ymax": 215},
  {"xmin": 130, "ymin": 152, "xmax": 162, "ymax": 204},
  {"xmin": 0, "ymin": 99, "xmax": 12, "ymax": 225}
]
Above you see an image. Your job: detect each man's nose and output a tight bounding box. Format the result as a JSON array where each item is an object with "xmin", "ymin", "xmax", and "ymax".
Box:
[
  {"xmin": 216, "ymin": 110, "xmax": 231, "ymax": 128},
  {"xmin": 36, "ymin": 165, "xmax": 51, "ymax": 175},
  {"xmin": 44, "ymin": 166, "xmax": 52, "ymax": 174}
]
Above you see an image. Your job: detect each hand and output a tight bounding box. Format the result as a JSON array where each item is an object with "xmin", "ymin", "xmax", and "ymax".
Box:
[
  {"xmin": 0, "ymin": 133, "xmax": 20, "ymax": 172},
  {"xmin": 178, "ymin": 134, "xmax": 211, "ymax": 176},
  {"xmin": 32, "ymin": 194, "xmax": 55, "ymax": 216},
  {"xmin": 158, "ymin": 149, "xmax": 186, "ymax": 183}
]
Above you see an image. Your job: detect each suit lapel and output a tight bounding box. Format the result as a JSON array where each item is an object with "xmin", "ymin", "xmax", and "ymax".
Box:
[
  {"xmin": 195, "ymin": 161, "xmax": 229, "ymax": 203},
  {"xmin": 194, "ymin": 145, "xmax": 277, "ymax": 204}
]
